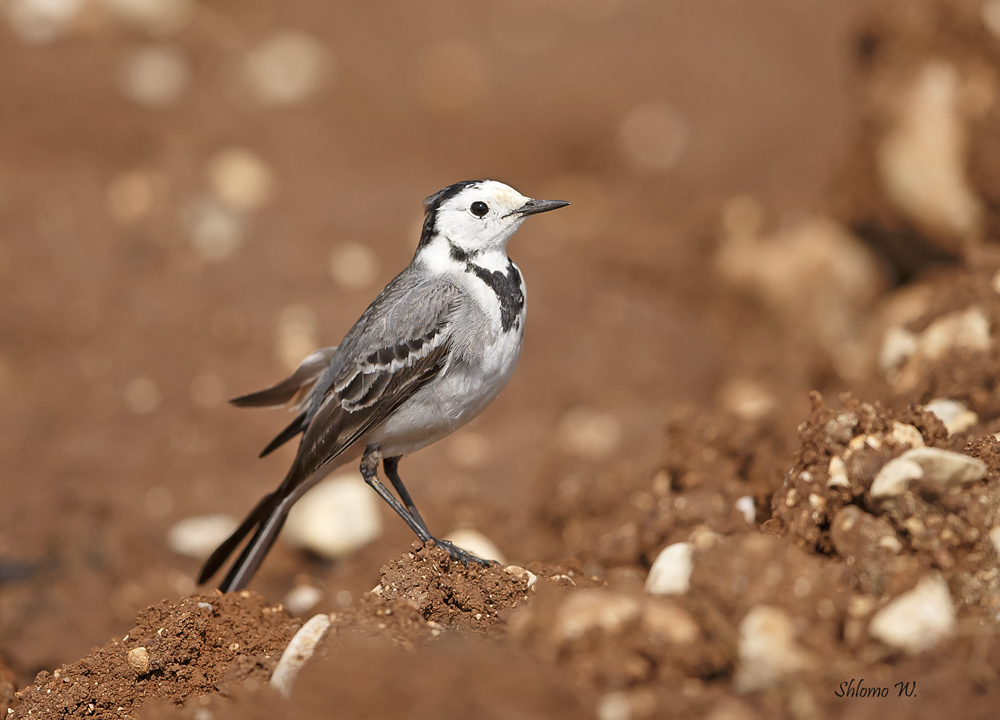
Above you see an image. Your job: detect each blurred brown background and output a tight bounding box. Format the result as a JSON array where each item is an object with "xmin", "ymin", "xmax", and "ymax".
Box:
[{"xmin": 0, "ymin": 0, "xmax": 872, "ymax": 681}]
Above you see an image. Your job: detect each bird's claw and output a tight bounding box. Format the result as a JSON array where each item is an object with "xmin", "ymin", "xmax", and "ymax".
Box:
[{"xmin": 428, "ymin": 538, "xmax": 495, "ymax": 568}]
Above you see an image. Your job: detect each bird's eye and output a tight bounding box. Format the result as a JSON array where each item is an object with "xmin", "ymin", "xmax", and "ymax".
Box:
[{"xmin": 470, "ymin": 201, "xmax": 489, "ymax": 217}]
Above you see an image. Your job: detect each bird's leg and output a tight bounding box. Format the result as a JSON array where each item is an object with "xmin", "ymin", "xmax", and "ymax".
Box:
[
  {"xmin": 381, "ymin": 454, "xmax": 493, "ymax": 569},
  {"xmin": 383, "ymin": 456, "xmax": 430, "ymax": 536},
  {"xmin": 359, "ymin": 445, "xmax": 431, "ymax": 543}
]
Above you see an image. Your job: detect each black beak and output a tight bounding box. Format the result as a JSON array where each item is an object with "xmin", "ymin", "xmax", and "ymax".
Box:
[{"xmin": 513, "ymin": 198, "xmax": 570, "ymax": 217}]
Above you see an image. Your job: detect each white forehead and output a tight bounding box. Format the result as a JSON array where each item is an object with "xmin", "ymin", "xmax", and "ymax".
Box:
[{"xmin": 441, "ymin": 180, "xmax": 529, "ymax": 213}]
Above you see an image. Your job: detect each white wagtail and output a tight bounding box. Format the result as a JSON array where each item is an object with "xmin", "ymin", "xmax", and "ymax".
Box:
[{"xmin": 199, "ymin": 180, "xmax": 569, "ymax": 591}]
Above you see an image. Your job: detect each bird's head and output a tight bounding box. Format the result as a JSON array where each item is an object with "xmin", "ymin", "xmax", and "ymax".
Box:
[{"xmin": 417, "ymin": 180, "xmax": 569, "ymax": 262}]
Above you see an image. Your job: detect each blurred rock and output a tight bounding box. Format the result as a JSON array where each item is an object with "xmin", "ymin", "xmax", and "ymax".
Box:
[
  {"xmin": 557, "ymin": 407, "xmax": 622, "ymax": 460},
  {"xmin": 734, "ymin": 605, "xmax": 812, "ymax": 692},
  {"xmin": 277, "ymin": 304, "xmax": 318, "ymax": 372},
  {"xmin": 869, "ymin": 456, "xmax": 924, "ymax": 498},
  {"xmin": 101, "ymin": 0, "xmax": 192, "ymax": 35},
  {"xmin": 206, "ymin": 148, "xmax": 273, "ymax": 212},
  {"xmin": 445, "ymin": 430, "xmax": 490, "ymax": 469},
  {"xmin": 888, "ymin": 421, "xmax": 924, "ymax": 449},
  {"xmin": 166, "ymin": 514, "xmax": 239, "ymax": 559},
  {"xmin": 555, "ymin": 590, "xmax": 640, "ymax": 642},
  {"xmin": 734, "ymin": 495, "xmax": 756, "ymax": 524},
  {"xmin": 107, "ymin": 170, "xmax": 166, "ymax": 226},
  {"xmin": 716, "ymin": 213, "xmax": 883, "ymax": 356},
  {"xmin": 329, "ymin": 242, "xmax": 379, "ymax": 290},
  {"xmin": 270, "ymin": 613, "xmax": 332, "ymax": 697},
  {"xmin": 416, "ymin": 41, "xmax": 484, "ymax": 112},
  {"xmin": 124, "ymin": 377, "xmax": 161, "ymax": 413},
  {"xmin": 284, "ymin": 473, "xmax": 383, "ymax": 559},
  {"xmin": 868, "ymin": 573, "xmax": 955, "ymax": 653},
  {"xmin": 719, "ymin": 378, "xmax": 775, "ymax": 421},
  {"xmin": 283, "ymin": 585, "xmax": 323, "ymax": 616},
  {"xmin": 443, "ymin": 529, "xmax": 506, "ymax": 564},
  {"xmin": 618, "ymin": 100, "xmax": 689, "ymax": 173},
  {"xmin": 830, "ymin": 506, "xmax": 901, "ymax": 595},
  {"xmin": 871, "ymin": 446, "xmax": 986, "ymax": 498},
  {"xmin": 118, "ymin": 44, "xmax": 189, "ymax": 109},
  {"xmin": 644, "ymin": 542, "xmax": 692, "ymax": 595},
  {"xmin": 877, "ymin": 61, "xmax": 982, "ymax": 241},
  {"xmin": 989, "ymin": 526, "xmax": 1000, "ymax": 555},
  {"xmin": 5, "ymin": 0, "xmax": 84, "ymax": 45},
  {"xmin": 640, "ymin": 599, "xmax": 700, "ymax": 644},
  {"xmin": 188, "ymin": 199, "xmax": 245, "ymax": 261},
  {"xmin": 245, "ymin": 31, "xmax": 331, "ymax": 106},
  {"xmin": 922, "ymin": 398, "xmax": 978, "ymax": 435}
]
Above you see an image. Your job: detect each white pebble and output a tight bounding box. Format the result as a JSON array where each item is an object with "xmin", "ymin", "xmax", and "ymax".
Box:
[
  {"xmin": 329, "ymin": 242, "xmax": 379, "ymax": 290},
  {"xmin": 283, "ymin": 585, "xmax": 324, "ymax": 616},
  {"xmin": 645, "ymin": 542, "xmax": 692, "ymax": 595},
  {"xmin": 443, "ymin": 529, "xmax": 506, "ymax": 564},
  {"xmin": 557, "ymin": 407, "xmax": 622, "ymax": 460},
  {"xmin": 720, "ymin": 379, "xmax": 775, "ymax": 421},
  {"xmin": 641, "ymin": 601, "xmax": 700, "ymax": 644},
  {"xmin": 877, "ymin": 61, "xmax": 982, "ymax": 238},
  {"xmin": 118, "ymin": 45, "xmax": 189, "ymax": 109},
  {"xmin": 827, "ymin": 455, "xmax": 850, "ymax": 488},
  {"xmin": 597, "ymin": 692, "xmax": 631, "ymax": 720},
  {"xmin": 504, "ymin": 565, "xmax": 538, "ymax": 589},
  {"xmin": 5, "ymin": 0, "xmax": 84, "ymax": 45},
  {"xmin": 870, "ymin": 457, "xmax": 924, "ymax": 498},
  {"xmin": 919, "ymin": 306, "xmax": 991, "ymax": 362},
  {"xmin": 734, "ymin": 605, "xmax": 811, "ymax": 692},
  {"xmin": 618, "ymin": 100, "xmax": 689, "ymax": 173},
  {"xmin": 869, "ymin": 574, "xmax": 955, "ymax": 653},
  {"xmin": 888, "ymin": 422, "xmax": 924, "ymax": 449},
  {"xmin": 284, "ymin": 473, "xmax": 383, "ymax": 559},
  {"xmin": 923, "ymin": 398, "xmax": 978, "ymax": 435},
  {"xmin": 125, "ymin": 377, "xmax": 161, "ymax": 413},
  {"xmin": 735, "ymin": 496, "xmax": 756, "ymax": 524},
  {"xmin": 188, "ymin": 199, "xmax": 245, "ymax": 261},
  {"xmin": 206, "ymin": 148, "xmax": 273, "ymax": 212},
  {"xmin": 166, "ymin": 514, "xmax": 239, "ymax": 559},
  {"xmin": 270, "ymin": 613, "xmax": 332, "ymax": 697},
  {"xmin": 555, "ymin": 590, "xmax": 640, "ymax": 641},
  {"xmin": 102, "ymin": 0, "xmax": 193, "ymax": 35},
  {"xmin": 245, "ymin": 31, "xmax": 331, "ymax": 106},
  {"xmin": 988, "ymin": 526, "xmax": 1000, "ymax": 556},
  {"xmin": 879, "ymin": 326, "xmax": 919, "ymax": 373}
]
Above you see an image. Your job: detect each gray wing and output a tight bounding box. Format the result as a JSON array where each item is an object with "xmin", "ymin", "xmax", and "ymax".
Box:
[{"xmin": 281, "ymin": 271, "xmax": 461, "ymax": 489}]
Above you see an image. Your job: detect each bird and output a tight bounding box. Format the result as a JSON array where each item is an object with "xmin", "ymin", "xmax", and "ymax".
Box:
[{"xmin": 198, "ymin": 179, "xmax": 569, "ymax": 592}]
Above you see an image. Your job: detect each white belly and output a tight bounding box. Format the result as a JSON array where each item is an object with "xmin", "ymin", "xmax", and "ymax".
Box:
[{"xmin": 370, "ymin": 325, "xmax": 523, "ymax": 456}]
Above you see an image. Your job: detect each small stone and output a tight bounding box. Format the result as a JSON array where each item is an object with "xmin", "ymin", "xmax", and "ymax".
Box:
[
  {"xmin": 5, "ymin": 0, "xmax": 84, "ymax": 45},
  {"xmin": 640, "ymin": 600, "xmax": 700, "ymax": 644},
  {"xmin": 197, "ymin": 602, "xmax": 213, "ymax": 611},
  {"xmin": 126, "ymin": 647, "xmax": 150, "ymax": 674},
  {"xmin": 597, "ymin": 692, "xmax": 631, "ymax": 720},
  {"xmin": 734, "ymin": 605, "xmax": 812, "ymax": 692},
  {"xmin": 443, "ymin": 529, "xmax": 506, "ymax": 564},
  {"xmin": 188, "ymin": 199, "xmax": 245, "ymax": 261},
  {"xmin": 124, "ymin": 377, "xmax": 161, "ymax": 414},
  {"xmin": 284, "ymin": 473, "xmax": 382, "ymax": 558},
  {"xmin": 870, "ymin": 457, "xmax": 924, "ymax": 498},
  {"xmin": 888, "ymin": 422, "xmax": 924, "ymax": 449},
  {"xmin": 270, "ymin": 613, "xmax": 332, "ymax": 697},
  {"xmin": 735, "ymin": 495, "xmax": 756, "ymax": 524},
  {"xmin": 869, "ymin": 573, "xmax": 955, "ymax": 653},
  {"xmin": 555, "ymin": 590, "xmax": 640, "ymax": 641},
  {"xmin": 329, "ymin": 242, "xmax": 379, "ymax": 290},
  {"xmin": 618, "ymin": 100, "xmax": 690, "ymax": 173},
  {"xmin": 504, "ymin": 565, "xmax": 538, "ymax": 589},
  {"xmin": 557, "ymin": 407, "xmax": 622, "ymax": 460},
  {"xmin": 283, "ymin": 585, "xmax": 323, "ymax": 616},
  {"xmin": 903, "ymin": 446, "xmax": 987, "ymax": 485},
  {"xmin": 879, "ymin": 326, "xmax": 918, "ymax": 373},
  {"xmin": 118, "ymin": 45, "xmax": 189, "ymax": 109},
  {"xmin": 245, "ymin": 31, "xmax": 331, "ymax": 105},
  {"xmin": 206, "ymin": 148, "xmax": 273, "ymax": 212},
  {"xmin": 102, "ymin": 0, "xmax": 193, "ymax": 35},
  {"xmin": 877, "ymin": 61, "xmax": 982, "ymax": 239},
  {"xmin": 167, "ymin": 515, "xmax": 239, "ymax": 559},
  {"xmin": 827, "ymin": 455, "xmax": 850, "ymax": 488},
  {"xmin": 645, "ymin": 542, "xmax": 692, "ymax": 595},
  {"xmin": 719, "ymin": 379, "xmax": 775, "ymax": 421},
  {"xmin": 919, "ymin": 306, "xmax": 991, "ymax": 362},
  {"xmin": 923, "ymin": 398, "xmax": 978, "ymax": 435},
  {"xmin": 988, "ymin": 526, "xmax": 1000, "ymax": 555}
]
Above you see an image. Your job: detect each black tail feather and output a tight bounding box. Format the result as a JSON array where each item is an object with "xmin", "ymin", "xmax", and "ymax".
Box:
[
  {"xmin": 217, "ymin": 507, "xmax": 290, "ymax": 592},
  {"xmin": 258, "ymin": 413, "xmax": 308, "ymax": 458},
  {"xmin": 197, "ymin": 492, "xmax": 279, "ymax": 585}
]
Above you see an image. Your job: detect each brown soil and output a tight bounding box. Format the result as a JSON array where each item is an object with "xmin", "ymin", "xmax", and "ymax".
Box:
[{"xmin": 7, "ymin": 0, "xmax": 1000, "ymax": 718}]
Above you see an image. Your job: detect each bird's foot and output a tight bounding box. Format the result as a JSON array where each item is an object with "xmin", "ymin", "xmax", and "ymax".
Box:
[{"xmin": 427, "ymin": 538, "xmax": 495, "ymax": 568}]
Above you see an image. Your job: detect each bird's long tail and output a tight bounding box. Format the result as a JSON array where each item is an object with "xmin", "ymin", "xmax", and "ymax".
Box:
[{"xmin": 198, "ymin": 490, "xmax": 297, "ymax": 592}]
